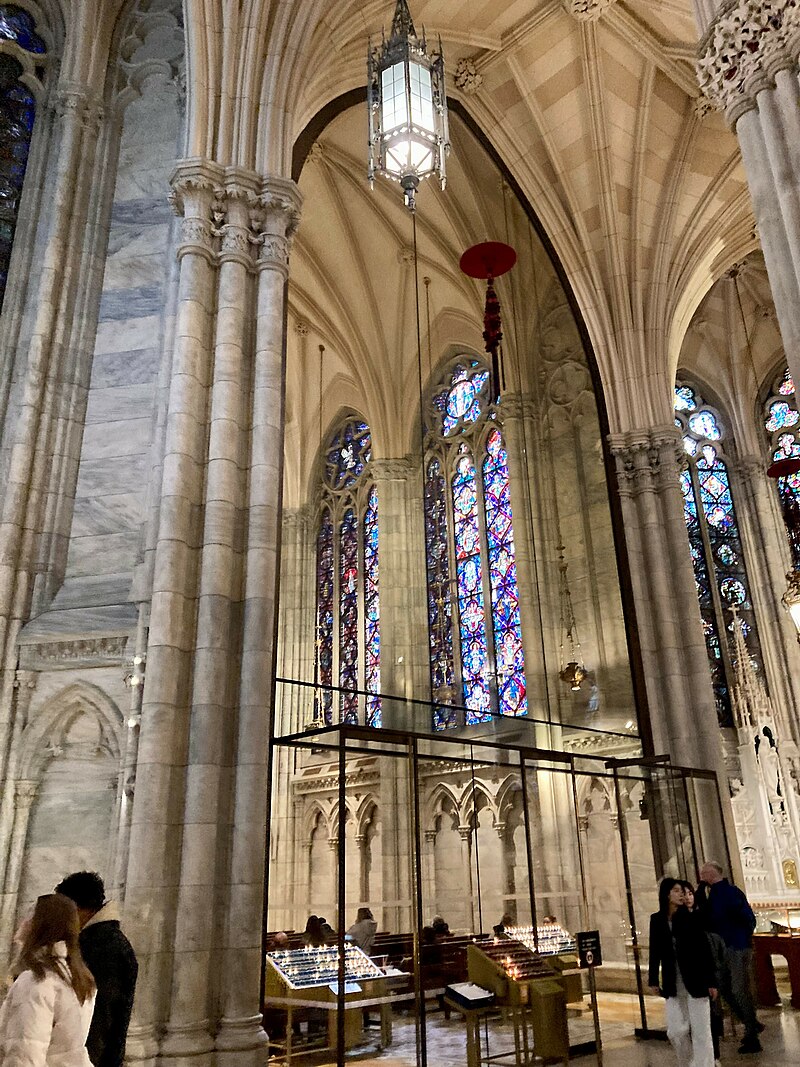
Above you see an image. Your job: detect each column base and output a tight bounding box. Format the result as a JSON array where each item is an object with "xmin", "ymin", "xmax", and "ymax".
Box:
[
  {"xmin": 125, "ymin": 1024, "xmax": 161, "ymax": 1067},
  {"xmin": 215, "ymin": 1014, "xmax": 269, "ymax": 1067},
  {"xmin": 159, "ymin": 1021, "xmax": 215, "ymax": 1067}
]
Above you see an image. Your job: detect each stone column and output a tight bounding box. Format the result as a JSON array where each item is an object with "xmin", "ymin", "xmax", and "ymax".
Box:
[
  {"xmin": 0, "ymin": 670, "xmax": 37, "ymax": 886},
  {"xmin": 423, "ymin": 829, "xmax": 438, "ymax": 915},
  {"xmin": 215, "ymin": 177, "xmax": 301, "ymax": 1066},
  {"xmin": 125, "ymin": 158, "xmax": 222, "ymax": 1067},
  {"xmin": 0, "ymin": 83, "xmax": 103, "ymax": 802},
  {"xmin": 371, "ymin": 458, "xmax": 429, "ymax": 726},
  {"xmin": 735, "ymin": 455, "xmax": 800, "ymax": 746},
  {"xmin": 459, "ymin": 826, "xmax": 476, "ymax": 933},
  {"xmin": 0, "ymin": 780, "xmax": 38, "ymax": 974},
  {"xmin": 124, "ymin": 162, "xmax": 301, "ymax": 1067},
  {"xmin": 696, "ymin": 2, "xmax": 800, "ymax": 387},
  {"xmin": 608, "ymin": 427, "xmax": 725, "ymax": 771}
]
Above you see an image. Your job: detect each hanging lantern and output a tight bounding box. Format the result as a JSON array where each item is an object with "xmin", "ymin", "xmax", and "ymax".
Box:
[
  {"xmin": 459, "ymin": 241, "xmax": 517, "ymax": 404},
  {"xmin": 556, "ymin": 544, "xmax": 587, "ymax": 691},
  {"xmin": 367, "ymin": 0, "xmax": 449, "ymax": 212},
  {"xmin": 767, "ymin": 455, "xmax": 800, "ymax": 642}
]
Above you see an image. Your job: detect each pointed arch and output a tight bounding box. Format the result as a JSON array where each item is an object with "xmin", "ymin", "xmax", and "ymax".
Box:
[{"xmin": 19, "ymin": 681, "xmax": 124, "ymax": 779}]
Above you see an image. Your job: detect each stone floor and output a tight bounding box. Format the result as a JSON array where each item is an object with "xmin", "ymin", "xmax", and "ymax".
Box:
[{"xmin": 271, "ymin": 993, "xmax": 800, "ymax": 1065}]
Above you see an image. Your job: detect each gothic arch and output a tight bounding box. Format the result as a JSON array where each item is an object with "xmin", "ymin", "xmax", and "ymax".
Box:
[{"xmin": 18, "ymin": 681, "xmax": 124, "ymax": 780}]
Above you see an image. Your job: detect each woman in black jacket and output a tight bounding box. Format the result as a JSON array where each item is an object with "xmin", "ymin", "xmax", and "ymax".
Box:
[{"xmin": 648, "ymin": 878, "xmax": 717, "ymax": 1067}]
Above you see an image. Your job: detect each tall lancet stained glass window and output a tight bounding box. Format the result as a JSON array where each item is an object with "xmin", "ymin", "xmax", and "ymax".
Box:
[
  {"xmin": 763, "ymin": 366, "xmax": 800, "ymax": 505},
  {"xmin": 0, "ymin": 5, "xmax": 45, "ymax": 310},
  {"xmin": 315, "ymin": 418, "xmax": 381, "ymax": 726},
  {"xmin": 425, "ymin": 358, "xmax": 527, "ymax": 729},
  {"xmin": 675, "ymin": 381, "xmax": 764, "ymax": 726}
]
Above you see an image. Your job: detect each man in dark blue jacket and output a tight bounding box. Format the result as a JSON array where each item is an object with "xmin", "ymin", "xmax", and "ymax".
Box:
[
  {"xmin": 699, "ymin": 860, "xmax": 763, "ymax": 1054},
  {"xmin": 56, "ymin": 870, "xmax": 138, "ymax": 1067}
]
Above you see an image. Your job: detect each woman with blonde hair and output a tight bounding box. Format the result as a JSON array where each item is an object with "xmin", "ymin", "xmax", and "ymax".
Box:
[{"xmin": 0, "ymin": 894, "xmax": 96, "ymax": 1067}]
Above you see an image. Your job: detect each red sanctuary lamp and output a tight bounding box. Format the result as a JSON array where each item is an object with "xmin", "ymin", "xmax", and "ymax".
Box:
[
  {"xmin": 459, "ymin": 241, "xmax": 517, "ymax": 403},
  {"xmin": 767, "ymin": 456, "xmax": 800, "ymax": 642}
]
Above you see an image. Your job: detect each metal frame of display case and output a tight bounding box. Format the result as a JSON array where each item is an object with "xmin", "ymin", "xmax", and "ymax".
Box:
[{"xmin": 266, "ymin": 682, "xmax": 733, "ymax": 1066}]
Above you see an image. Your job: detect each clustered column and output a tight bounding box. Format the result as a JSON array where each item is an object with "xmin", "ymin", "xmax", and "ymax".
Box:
[
  {"xmin": 608, "ymin": 427, "xmax": 724, "ymax": 771},
  {"xmin": 696, "ymin": 1, "xmax": 800, "ymax": 386},
  {"xmin": 124, "ymin": 160, "xmax": 301, "ymax": 1067}
]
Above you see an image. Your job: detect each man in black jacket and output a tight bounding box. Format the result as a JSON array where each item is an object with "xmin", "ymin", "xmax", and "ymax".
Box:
[{"xmin": 56, "ymin": 871, "xmax": 138, "ymax": 1067}]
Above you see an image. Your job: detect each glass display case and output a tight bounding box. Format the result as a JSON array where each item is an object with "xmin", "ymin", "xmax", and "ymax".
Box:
[
  {"xmin": 266, "ymin": 944, "xmax": 383, "ymax": 989},
  {"xmin": 753, "ymin": 906, "xmax": 800, "ymax": 935}
]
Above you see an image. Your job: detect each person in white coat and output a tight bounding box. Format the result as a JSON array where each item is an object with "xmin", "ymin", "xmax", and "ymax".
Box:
[{"xmin": 0, "ymin": 894, "xmax": 96, "ymax": 1067}]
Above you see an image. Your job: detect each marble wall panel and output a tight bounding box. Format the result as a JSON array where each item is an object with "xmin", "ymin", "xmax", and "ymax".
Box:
[{"xmin": 64, "ymin": 80, "xmax": 181, "ymax": 602}]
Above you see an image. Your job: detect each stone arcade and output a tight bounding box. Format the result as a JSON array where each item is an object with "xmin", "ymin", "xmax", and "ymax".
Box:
[{"xmin": 2, "ymin": 1, "xmax": 800, "ymax": 1065}]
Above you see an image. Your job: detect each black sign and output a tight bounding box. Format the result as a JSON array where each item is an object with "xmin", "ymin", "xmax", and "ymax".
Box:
[{"xmin": 576, "ymin": 930, "xmax": 602, "ymax": 969}]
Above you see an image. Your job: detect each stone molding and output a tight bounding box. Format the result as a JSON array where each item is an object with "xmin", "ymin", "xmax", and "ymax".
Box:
[
  {"xmin": 607, "ymin": 426, "xmax": 684, "ymax": 498},
  {"xmin": 370, "ymin": 457, "xmax": 417, "ymax": 480},
  {"xmin": 18, "ymin": 635, "xmax": 128, "ymax": 671},
  {"xmin": 697, "ymin": 0, "xmax": 800, "ymax": 123},
  {"xmin": 564, "ymin": 0, "xmax": 617, "ymax": 21}
]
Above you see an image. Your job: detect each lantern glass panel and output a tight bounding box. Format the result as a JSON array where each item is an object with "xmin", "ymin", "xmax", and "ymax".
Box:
[
  {"xmin": 386, "ymin": 135, "xmax": 432, "ymax": 176},
  {"xmin": 409, "ymin": 61, "xmax": 434, "ymax": 132},
  {"xmin": 381, "ymin": 63, "xmax": 408, "ymax": 131}
]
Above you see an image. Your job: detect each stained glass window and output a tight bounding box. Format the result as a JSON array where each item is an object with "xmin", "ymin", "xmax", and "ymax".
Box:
[
  {"xmin": 425, "ymin": 357, "xmax": 527, "ymax": 728},
  {"xmin": 763, "ymin": 367, "xmax": 800, "ymax": 505},
  {"xmin": 315, "ymin": 510, "xmax": 334, "ymax": 723},
  {"xmin": 484, "ymin": 428, "xmax": 527, "ymax": 716},
  {"xmin": 314, "ymin": 417, "xmax": 380, "ymax": 726},
  {"xmin": 363, "ymin": 486, "xmax": 381, "ymax": 727},
  {"xmin": 0, "ymin": 6, "xmax": 45, "ymax": 311},
  {"xmin": 425, "ymin": 458, "xmax": 456, "ymax": 727},
  {"xmin": 675, "ymin": 381, "xmax": 764, "ymax": 726}
]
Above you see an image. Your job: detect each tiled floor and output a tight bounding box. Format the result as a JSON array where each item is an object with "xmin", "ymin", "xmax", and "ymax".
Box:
[{"xmin": 273, "ymin": 994, "xmax": 800, "ymax": 1065}]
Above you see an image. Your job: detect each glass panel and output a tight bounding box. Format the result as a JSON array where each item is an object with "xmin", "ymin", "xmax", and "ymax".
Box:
[
  {"xmin": 339, "ymin": 509, "xmax": 359, "ymax": 724},
  {"xmin": 316, "ymin": 510, "xmax": 334, "ymax": 724},
  {"xmin": 409, "ymin": 61, "xmax": 434, "ymax": 132},
  {"xmin": 483, "ymin": 428, "xmax": 526, "ymax": 717},
  {"xmin": 363, "ymin": 487, "xmax": 381, "ymax": 727},
  {"xmin": 381, "ymin": 62, "xmax": 408, "ymax": 132},
  {"xmin": 0, "ymin": 5, "xmax": 46, "ymax": 52},
  {"xmin": 0, "ymin": 81, "xmax": 35, "ymax": 308},
  {"xmin": 424, "ymin": 457, "xmax": 457, "ymax": 729},
  {"xmin": 452, "ymin": 451, "xmax": 490, "ymax": 722}
]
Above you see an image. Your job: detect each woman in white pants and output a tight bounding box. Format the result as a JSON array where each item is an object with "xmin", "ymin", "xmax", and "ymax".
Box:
[{"xmin": 648, "ymin": 878, "xmax": 718, "ymax": 1067}]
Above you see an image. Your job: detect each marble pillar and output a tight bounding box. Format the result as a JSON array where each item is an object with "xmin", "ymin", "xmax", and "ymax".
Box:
[
  {"xmin": 371, "ymin": 458, "xmax": 429, "ymax": 728},
  {"xmin": 0, "ymin": 780, "xmax": 38, "ymax": 971},
  {"xmin": 608, "ymin": 427, "xmax": 725, "ymax": 771},
  {"xmin": 696, "ymin": 1, "xmax": 800, "ymax": 387},
  {"xmin": 124, "ymin": 161, "xmax": 301, "ymax": 1067},
  {"xmin": 735, "ymin": 455, "xmax": 800, "ymax": 746}
]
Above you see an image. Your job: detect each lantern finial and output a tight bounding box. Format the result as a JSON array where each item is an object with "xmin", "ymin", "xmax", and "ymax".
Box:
[{"xmin": 390, "ymin": 0, "xmax": 416, "ymax": 40}]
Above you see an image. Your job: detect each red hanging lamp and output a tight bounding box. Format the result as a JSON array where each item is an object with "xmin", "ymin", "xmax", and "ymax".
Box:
[{"xmin": 459, "ymin": 241, "xmax": 517, "ymax": 403}]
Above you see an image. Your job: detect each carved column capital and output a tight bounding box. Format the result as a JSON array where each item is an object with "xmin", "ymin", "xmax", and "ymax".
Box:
[
  {"xmin": 563, "ymin": 0, "xmax": 617, "ymax": 21},
  {"xmin": 735, "ymin": 453, "xmax": 771, "ymax": 486},
  {"xmin": 499, "ymin": 392, "xmax": 536, "ymax": 422},
  {"xmin": 49, "ymin": 82, "xmax": 104, "ymax": 129},
  {"xmin": 607, "ymin": 425, "xmax": 683, "ymax": 498},
  {"xmin": 424, "ymin": 829, "xmax": 438, "ymax": 844},
  {"xmin": 14, "ymin": 780, "xmax": 38, "ymax": 807},
  {"xmin": 697, "ymin": 1, "xmax": 800, "ymax": 123},
  {"xmin": 169, "ymin": 159, "xmax": 226, "ymax": 264},
  {"xmin": 253, "ymin": 177, "xmax": 303, "ymax": 279}
]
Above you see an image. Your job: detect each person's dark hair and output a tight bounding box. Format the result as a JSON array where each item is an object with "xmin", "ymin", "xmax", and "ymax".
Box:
[
  {"xmin": 304, "ymin": 915, "xmax": 324, "ymax": 947},
  {"xmin": 658, "ymin": 877, "xmax": 681, "ymax": 914},
  {"xmin": 679, "ymin": 880, "xmax": 697, "ymax": 910},
  {"xmin": 55, "ymin": 871, "xmax": 105, "ymax": 912},
  {"xmin": 14, "ymin": 894, "xmax": 95, "ymax": 1004}
]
